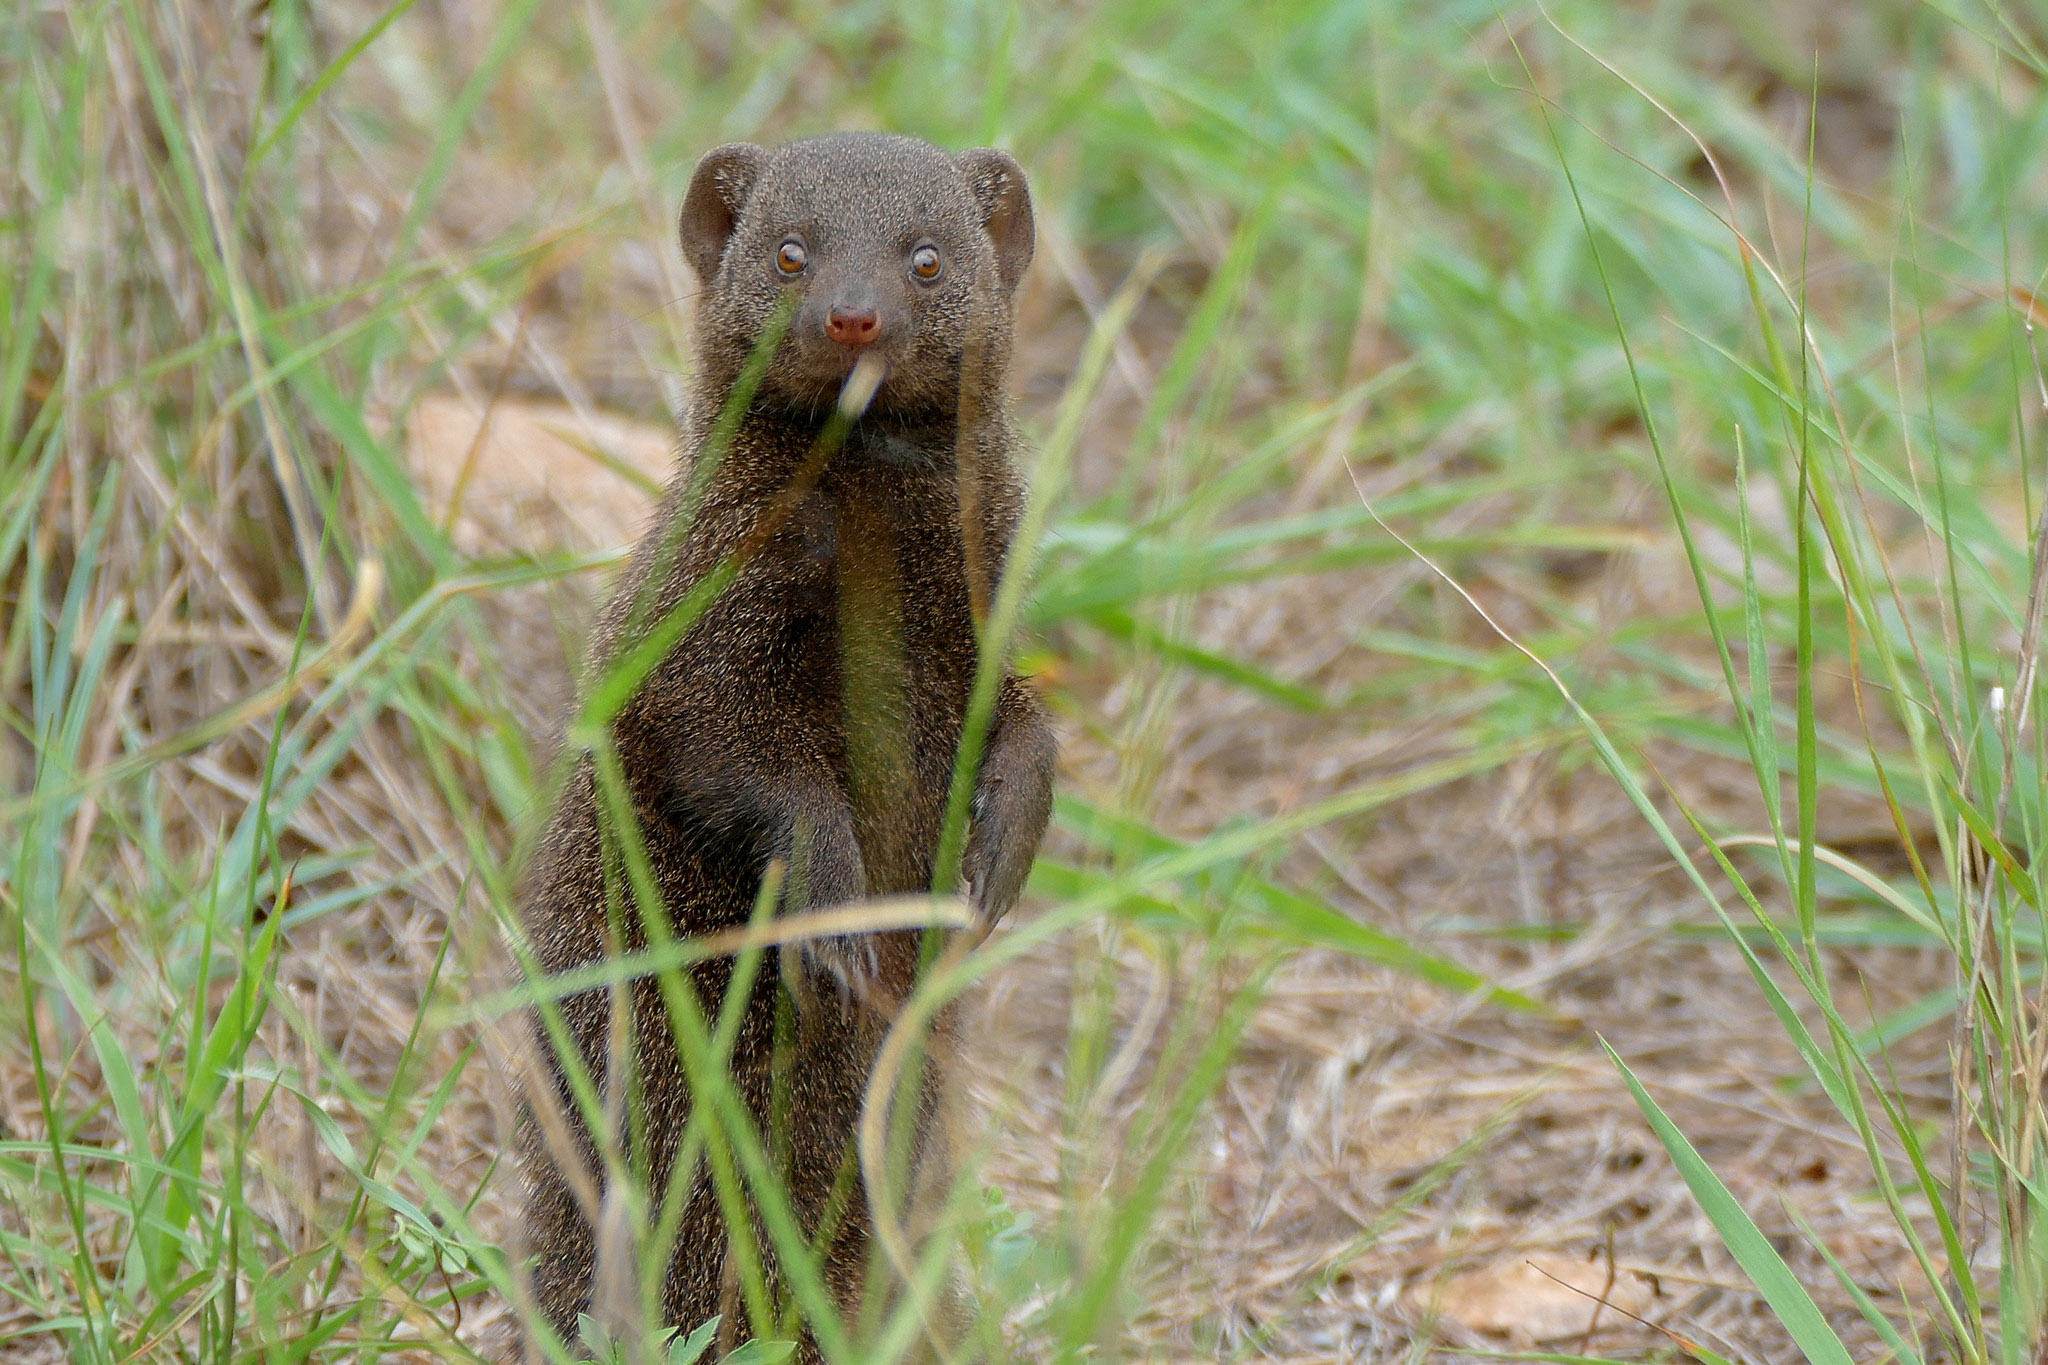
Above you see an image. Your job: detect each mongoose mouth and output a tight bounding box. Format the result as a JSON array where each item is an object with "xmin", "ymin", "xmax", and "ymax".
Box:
[
  {"xmin": 835, "ymin": 352, "xmax": 887, "ymax": 419},
  {"xmin": 782, "ymin": 342, "xmax": 893, "ymax": 395},
  {"xmin": 748, "ymin": 348, "xmax": 895, "ymax": 425}
]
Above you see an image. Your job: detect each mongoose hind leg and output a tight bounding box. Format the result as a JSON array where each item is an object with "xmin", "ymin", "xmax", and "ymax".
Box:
[{"xmin": 521, "ymin": 1118, "xmax": 598, "ymax": 1346}]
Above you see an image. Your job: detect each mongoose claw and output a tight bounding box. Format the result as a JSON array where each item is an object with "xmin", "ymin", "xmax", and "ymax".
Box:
[
  {"xmin": 796, "ymin": 932, "xmax": 883, "ymax": 1009},
  {"xmin": 961, "ymin": 828, "xmax": 1026, "ymax": 928}
]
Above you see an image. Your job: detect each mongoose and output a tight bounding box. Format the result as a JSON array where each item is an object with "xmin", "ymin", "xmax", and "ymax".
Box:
[{"xmin": 517, "ymin": 133, "xmax": 1056, "ymax": 1359}]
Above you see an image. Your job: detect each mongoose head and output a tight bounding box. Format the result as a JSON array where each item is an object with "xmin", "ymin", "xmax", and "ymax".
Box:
[{"xmin": 680, "ymin": 133, "xmax": 1033, "ymax": 427}]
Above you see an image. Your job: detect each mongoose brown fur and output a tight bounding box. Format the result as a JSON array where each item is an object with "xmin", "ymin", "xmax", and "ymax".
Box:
[{"xmin": 517, "ymin": 132, "xmax": 1056, "ymax": 1360}]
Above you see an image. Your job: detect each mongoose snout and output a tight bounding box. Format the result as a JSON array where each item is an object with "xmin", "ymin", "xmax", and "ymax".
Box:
[{"xmin": 824, "ymin": 305, "xmax": 882, "ymax": 348}]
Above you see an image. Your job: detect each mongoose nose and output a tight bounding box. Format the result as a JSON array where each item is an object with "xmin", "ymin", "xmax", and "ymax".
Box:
[{"xmin": 825, "ymin": 307, "xmax": 882, "ymax": 348}]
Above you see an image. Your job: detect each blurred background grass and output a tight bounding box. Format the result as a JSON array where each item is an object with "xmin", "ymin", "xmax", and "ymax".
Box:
[{"xmin": 2, "ymin": 0, "xmax": 2045, "ymax": 1359}]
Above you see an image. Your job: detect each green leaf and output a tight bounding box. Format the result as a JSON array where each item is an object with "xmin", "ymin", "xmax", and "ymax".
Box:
[
  {"xmin": 667, "ymin": 1317, "xmax": 722, "ymax": 1365},
  {"xmin": 576, "ymin": 1312, "xmax": 618, "ymax": 1364}
]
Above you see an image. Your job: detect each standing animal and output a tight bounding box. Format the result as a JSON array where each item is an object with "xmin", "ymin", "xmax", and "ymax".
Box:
[{"xmin": 516, "ymin": 132, "xmax": 1056, "ymax": 1361}]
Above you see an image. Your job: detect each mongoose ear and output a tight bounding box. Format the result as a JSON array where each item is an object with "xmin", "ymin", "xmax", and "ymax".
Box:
[
  {"xmin": 955, "ymin": 148, "xmax": 1034, "ymax": 294},
  {"xmin": 680, "ymin": 143, "xmax": 768, "ymax": 285}
]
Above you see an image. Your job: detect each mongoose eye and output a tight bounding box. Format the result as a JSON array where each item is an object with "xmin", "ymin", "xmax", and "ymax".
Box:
[
  {"xmin": 910, "ymin": 244, "xmax": 942, "ymax": 281},
  {"xmin": 776, "ymin": 239, "xmax": 808, "ymax": 275}
]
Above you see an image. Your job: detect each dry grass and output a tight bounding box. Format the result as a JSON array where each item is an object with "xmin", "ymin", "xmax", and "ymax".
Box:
[{"xmin": 966, "ymin": 577, "xmax": 1959, "ymax": 1360}]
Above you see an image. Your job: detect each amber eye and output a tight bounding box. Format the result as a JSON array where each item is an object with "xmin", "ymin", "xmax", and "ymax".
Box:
[
  {"xmin": 776, "ymin": 239, "xmax": 808, "ymax": 275},
  {"xmin": 910, "ymin": 244, "xmax": 942, "ymax": 281}
]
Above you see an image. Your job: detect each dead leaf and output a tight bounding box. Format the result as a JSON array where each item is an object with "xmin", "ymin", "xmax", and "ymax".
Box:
[
  {"xmin": 404, "ymin": 392, "xmax": 675, "ymax": 555},
  {"xmin": 1413, "ymin": 1250, "xmax": 1659, "ymax": 1346}
]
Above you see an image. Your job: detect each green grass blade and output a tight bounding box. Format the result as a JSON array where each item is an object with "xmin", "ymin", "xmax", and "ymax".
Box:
[{"xmin": 1602, "ymin": 1040, "xmax": 1857, "ymax": 1365}]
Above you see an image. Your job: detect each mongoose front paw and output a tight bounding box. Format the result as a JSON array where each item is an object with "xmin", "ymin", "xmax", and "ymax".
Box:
[
  {"xmin": 962, "ymin": 695, "xmax": 1056, "ymax": 929},
  {"xmin": 962, "ymin": 824, "xmax": 1027, "ymax": 929},
  {"xmin": 796, "ymin": 932, "xmax": 884, "ymax": 1007}
]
